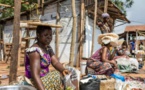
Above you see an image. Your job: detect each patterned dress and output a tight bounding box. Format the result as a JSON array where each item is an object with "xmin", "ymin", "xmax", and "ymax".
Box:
[
  {"xmin": 25, "ymin": 47, "xmax": 62, "ymax": 90},
  {"xmin": 87, "ymin": 47, "xmax": 114, "ymax": 75}
]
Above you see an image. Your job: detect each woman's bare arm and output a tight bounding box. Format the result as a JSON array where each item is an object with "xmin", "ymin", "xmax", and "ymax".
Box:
[
  {"xmin": 101, "ymin": 47, "xmax": 110, "ymax": 62},
  {"xmin": 29, "ymin": 52, "xmax": 45, "ymax": 90},
  {"xmin": 51, "ymin": 55, "xmax": 65, "ymax": 73}
]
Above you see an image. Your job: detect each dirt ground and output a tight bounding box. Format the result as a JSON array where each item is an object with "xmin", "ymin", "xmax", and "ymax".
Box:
[{"xmin": 0, "ymin": 61, "xmax": 145, "ymax": 85}]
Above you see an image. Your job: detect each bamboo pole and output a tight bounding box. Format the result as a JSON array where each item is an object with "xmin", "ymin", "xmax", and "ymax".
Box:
[
  {"xmin": 135, "ymin": 30, "xmax": 138, "ymax": 53},
  {"xmin": 55, "ymin": 3, "xmax": 60, "ymax": 58},
  {"xmin": 70, "ymin": 0, "xmax": 77, "ymax": 66},
  {"xmin": 76, "ymin": 0, "xmax": 85, "ymax": 68},
  {"xmin": 104, "ymin": 0, "xmax": 108, "ymax": 13},
  {"xmin": 126, "ymin": 32, "xmax": 129, "ymax": 45},
  {"xmin": 91, "ymin": 0, "xmax": 97, "ymax": 55},
  {"xmin": 9, "ymin": 0, "xmax": 22, "ymax": 83}
]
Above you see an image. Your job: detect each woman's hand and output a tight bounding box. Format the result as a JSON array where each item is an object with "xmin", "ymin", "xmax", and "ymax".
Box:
[
  {"xmin": 109, "ymin": 60, "xmax": 117, "ymax": 68},
  {"xmin": 62, "ymin": 69, "xmax": 70, "ymax": 76}
]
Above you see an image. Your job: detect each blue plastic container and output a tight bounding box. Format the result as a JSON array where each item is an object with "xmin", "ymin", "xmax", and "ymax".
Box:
[{"xmin": 110, "ymin": 74, "xmax": 125, "ymax": 82}]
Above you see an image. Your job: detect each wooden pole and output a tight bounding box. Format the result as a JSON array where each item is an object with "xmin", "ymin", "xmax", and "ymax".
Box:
[
  {"xmin": 126, "ymin": 32, "xmax": 129, "ymax": 45},
  {"xmin": 55, "ymin": 3, "xmax": 60, "ymax": 58},
  {"xmin": 135, "ymin": 30, "xmax": 138, "ymax": 53},
  {"xmin": 76, "ymin": 0, "xmax": 85, "ymax": 68},
  {"xmin": 91, "ymin": 0, "xmax": 97, "ymax": 55},
  {"xmin": 104, "ymin": 0, "xmax": 108, "ymax": 13},
  {"xmin": 70, "ymin": 0, "xmax": 77, "ymax": 66},
  {"xmin": 9, "ymin": 0, "xmax": 22, "ymax": 83}
]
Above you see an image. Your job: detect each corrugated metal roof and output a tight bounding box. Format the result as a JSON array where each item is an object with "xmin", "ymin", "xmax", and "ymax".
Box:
[{"xmin": 125, "ymin": 25, "xmax": 145, "ymax": 32}]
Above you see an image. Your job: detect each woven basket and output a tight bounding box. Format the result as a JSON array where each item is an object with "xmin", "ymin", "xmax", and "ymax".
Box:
[{"xmin": 99, "ymin": 76, "xmax": 115, "ymax": 90}]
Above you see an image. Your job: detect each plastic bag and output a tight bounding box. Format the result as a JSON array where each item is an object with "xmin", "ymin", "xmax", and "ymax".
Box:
[{"xmin": 64, "ymin": 74, "xmax": 76, "ymax": 90}]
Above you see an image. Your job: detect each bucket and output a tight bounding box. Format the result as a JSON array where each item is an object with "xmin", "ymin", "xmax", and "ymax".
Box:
[
  {"xmin": 80, "ymin": 61, "xmax": 87, "ymax": 75},
  {"xmin": 0, "ymin": 85, "xmax": 36, "ymax": 90}
]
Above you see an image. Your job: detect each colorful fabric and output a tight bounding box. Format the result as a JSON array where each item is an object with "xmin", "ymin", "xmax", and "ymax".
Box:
[
  {"xmin": 87, "ymin": 59, "xmax": 114, "ymax": 75},
  {"xmin": 41, "ymin": 71, "xmax": 63, "ymax": 90},
  {"xmin": 87, "ymin": 47, "xmax": 114, "ymax": 75},
  {"xmin": 25, "ymin": 47, "xmax": 51, "ymax": 78},
  {"xmin": 91, "ymin": 47, "xmax": 109, "ymax": 62}
]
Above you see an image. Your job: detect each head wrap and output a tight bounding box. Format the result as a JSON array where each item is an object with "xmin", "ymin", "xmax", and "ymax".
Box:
[{"xmin": 102, "ymin": 13, "xmax": 110, "ymax": 18}]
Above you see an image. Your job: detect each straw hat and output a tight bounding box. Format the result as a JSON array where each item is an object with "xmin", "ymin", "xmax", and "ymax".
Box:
[{"xmin": 98, "ymin": 33, "xmax": 119, "ymax": 47}]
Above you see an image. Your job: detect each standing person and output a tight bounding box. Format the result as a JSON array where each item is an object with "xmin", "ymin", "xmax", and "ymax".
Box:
[
  {"xmin": 24, "ymin": 25, "xmax": 71, "ymax": 90},
  {"xmin": 130, "ymin": 38, "xmax": 136, "ymax": 57},
  {"xmin": 139, "ymin": 41, "xmax": 145, "ymax": 50},
  {"xmin": 97, "ymin": 13, "xmax": 113, "ymax": 33},
  {"xmin": 86, "ymin": 33, "xmax": 119, "ymax": 75}
]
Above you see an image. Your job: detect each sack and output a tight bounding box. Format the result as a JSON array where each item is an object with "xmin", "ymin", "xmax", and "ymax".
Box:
[
  {"xmin": 80, "ymin": 76, "xmax": 100, "ymax": 90},
  {"xmin": 116, "ymin": 57, "xmax": 138, "ymax": 73}
]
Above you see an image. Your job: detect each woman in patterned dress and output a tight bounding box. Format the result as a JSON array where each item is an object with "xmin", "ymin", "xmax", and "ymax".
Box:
[
  {"xmin": 87, "ymin": 33, "xmax": 119, "ymax": 75},
  {"xmin": 25, "ymin": 25, "xmax": 70, "ymax": 90}
]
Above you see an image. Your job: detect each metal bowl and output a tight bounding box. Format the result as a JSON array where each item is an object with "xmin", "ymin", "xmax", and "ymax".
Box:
[{"xmin": 0, "ymin": 85, "xmax": 36, "ymax": 90}]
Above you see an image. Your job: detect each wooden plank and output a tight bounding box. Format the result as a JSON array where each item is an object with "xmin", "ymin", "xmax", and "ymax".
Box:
[
  {"xmin": 9, "ymin": 0, "xmax": 22, "ymax": 83},
  {"xmin": 91, "ymin": 0, "xmax": 97, "ymax": 55},
  {"xmin": 22, "ymin": 37, "xmax": 36, "ymax": 40},
  {"xmin": 25, "ymin": 26, "xmax": 37, "ymax": 29},
  {"xmin": 70, "ymin": 0, "xmax": 77, "ymax": 66},
  {"xmin": 28, "ymin": 22, "xmax": 62, "ymax": 28}
]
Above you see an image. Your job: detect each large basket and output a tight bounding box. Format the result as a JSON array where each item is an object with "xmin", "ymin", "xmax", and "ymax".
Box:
[{"xmin": 96, "ymin": 75, "xmax": 116, "ymax": 90}]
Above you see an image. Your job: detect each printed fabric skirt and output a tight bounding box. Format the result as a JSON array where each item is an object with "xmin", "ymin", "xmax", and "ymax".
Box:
[
  {"xmin": 41, "ymin": 71, "xmax": 63, "ymax": 90},
  {"xmin": 87, "ymin": 59, "xmax": 114, "ymax": 76}
]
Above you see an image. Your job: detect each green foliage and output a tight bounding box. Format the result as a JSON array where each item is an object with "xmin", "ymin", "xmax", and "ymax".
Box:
[
  {"xmin": 0, "ymin": 0, "xmax": 39, "ymax": 19},
  {"xmin": 111, "ymin": 0, "xmax": 134, "ymax": 15}
]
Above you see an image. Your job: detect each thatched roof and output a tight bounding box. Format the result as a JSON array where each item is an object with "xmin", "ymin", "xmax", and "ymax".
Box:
[{"xmin": 86, "ymin": 0, "xmax": 130, "ymax": 23}]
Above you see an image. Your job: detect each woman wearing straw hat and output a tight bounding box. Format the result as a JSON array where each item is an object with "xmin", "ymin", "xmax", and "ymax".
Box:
[{"xmin": 87, "ymin": 33, "xmax": 119, "ymax": 75}]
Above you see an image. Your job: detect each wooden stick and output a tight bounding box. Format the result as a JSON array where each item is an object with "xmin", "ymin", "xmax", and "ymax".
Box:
[
  {"xmin": 91, "ymin": 0, "xmax": 97, "ymax": 55},
  {"xmin": 0, "ymin": 3, "xmax": 14, "ymax": 8},
  {"xmin": 55, "ymin": 3, "xmax": 60, "ymax": 58},
  {"xmin": 70, "ymin": 0, "xmax": 77, "ymax": 66},
  {"xmin": 28, "ymin": 22, "xmax": 62, "ymax": 28},
  {"xmin": 9, "ymin": 0, "xmax": 22, "ymax": 83},
  {"xmin": 104, "ymin": 0, "xmax": 108, "ymax": 13},
  {"xmin": 76, "ymin": 0, "xmax": 85, "ymax": 68}
]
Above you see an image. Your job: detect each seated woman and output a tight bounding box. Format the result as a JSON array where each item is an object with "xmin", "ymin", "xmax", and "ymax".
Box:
[
  {"xmin": 87, "ymin": 33, "xmax": 119, "ymax": 76},
  {"xmin": 25, "ymin": 25, "xmax": 77, "ymax": 90},
  {"xmin": 114, "ymin": 41, "xmax": 139, "ymax": 72},
  {"xmin": 115, "ymin": 41, "xmax": 131, "ymax": 58}
]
